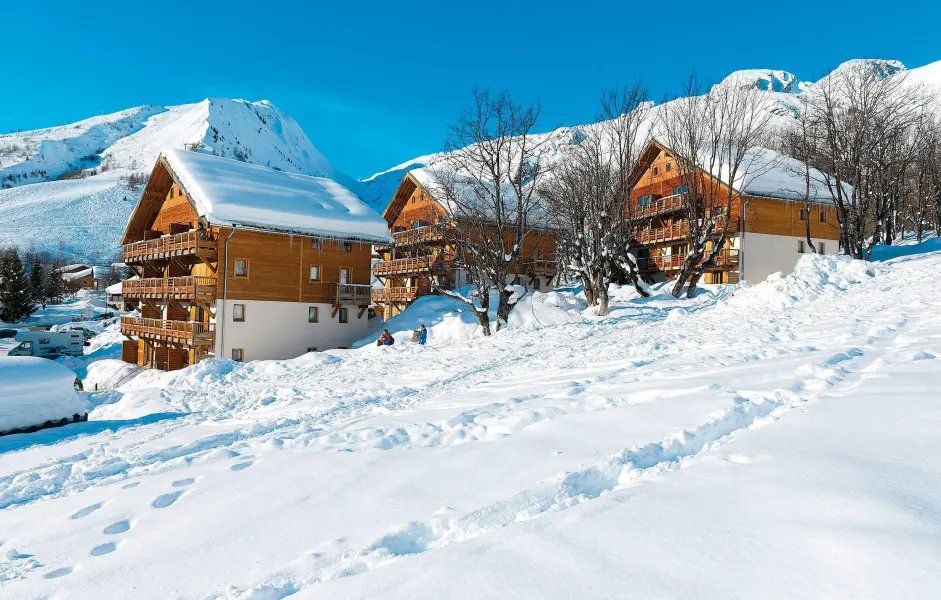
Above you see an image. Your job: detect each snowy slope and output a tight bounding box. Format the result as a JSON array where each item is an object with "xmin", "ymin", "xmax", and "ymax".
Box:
[
  {"xmin": 1, "ymin": 241, "xmax": 940, "ymax": 597},
  {"xmin": 0, "ymin": 99, "xmax": 341, "ymax": 263}
]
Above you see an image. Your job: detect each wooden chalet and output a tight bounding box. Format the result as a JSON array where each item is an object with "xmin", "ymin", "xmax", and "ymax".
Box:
[
  {"xmin": 119, "ymin": 149, "xmax": 392, "ymax": 370},
  {"xmin": 628, "ymin": 140, "xmax": 841, "ymax": 285},
  {"xmin": 373, "ymin": 169, "xmax": 557, "ymax": 320}
]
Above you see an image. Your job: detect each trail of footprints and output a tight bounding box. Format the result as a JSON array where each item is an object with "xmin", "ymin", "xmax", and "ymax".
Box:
[{"xmin": 38, "ymin": 453, "xmax": 257, "ymax": 580}]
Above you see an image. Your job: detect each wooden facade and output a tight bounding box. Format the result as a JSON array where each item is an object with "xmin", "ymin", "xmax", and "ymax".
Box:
[
  {"xmin": 628, "ymin": 141, "xmax": 841, "ymax": 284},
  {"xmin": 373, "ymin": 172, "xmax": 557, "ymax": 320},
  {"xmin": 119, "ymin": 155, "xmax": 375, "ymax": 371}
]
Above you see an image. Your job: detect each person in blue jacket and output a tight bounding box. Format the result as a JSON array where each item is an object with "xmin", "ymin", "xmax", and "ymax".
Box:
[{"xmin": 417, "ymin": 324, "xmax": 427, "ymax": 345}]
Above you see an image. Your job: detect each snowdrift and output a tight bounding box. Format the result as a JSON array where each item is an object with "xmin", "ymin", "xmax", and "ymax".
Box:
[{"xmin": 0, "ymin": 357, "xmax": 85, "ymax": 433}]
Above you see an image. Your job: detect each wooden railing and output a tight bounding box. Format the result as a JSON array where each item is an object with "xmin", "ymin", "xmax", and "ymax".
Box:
[
  {"xmin": 120, "ymin": 317, "xmax": 215, "ymax": 347},
  {"xmin": 372, "ymin": 286, "xmax": 430, "ymax": 304},
  {"xmin": 373, "ymin": 255, "xmax": 438, "ymax": 277},
  {"xmin": 635, "ymin": 222, "xmax": 688, "ymax": 245},
  {"xmin": 123, "ymin": 230, "xmax": 217, "ymax": 264},
  {"xmin": 335, "ymin": 283, "xmax": 372, "ymax": 306},
  {"xmin": 390, "ymin": 226, "xmax": 446, "ymax": 247},
  {"xmin": 122, "ymin": 276, "xmax": 217, "ymax": 301},
  {"xmin": 636, "ymin": 248, "xmax": 740, "ymax": 272},
  {"xmin": 632, "ymin": 193, "xmax": 686, "ymax": 220}
]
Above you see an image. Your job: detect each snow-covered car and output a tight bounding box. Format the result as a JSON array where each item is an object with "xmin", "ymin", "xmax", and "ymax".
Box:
[{"xmin": 0, "ymin": 357, "xmax": 88, "ymax": 435}]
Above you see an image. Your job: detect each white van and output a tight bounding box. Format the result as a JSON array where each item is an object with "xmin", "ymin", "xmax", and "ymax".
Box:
[{"xmin": 8, "ymin": 331, "xmax": 84, "ymax": 358}]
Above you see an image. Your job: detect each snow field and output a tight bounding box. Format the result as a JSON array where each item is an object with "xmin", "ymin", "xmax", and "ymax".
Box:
[{"xmin": 0, "ymin": 250, "xmax": 939, "ymax": 598}]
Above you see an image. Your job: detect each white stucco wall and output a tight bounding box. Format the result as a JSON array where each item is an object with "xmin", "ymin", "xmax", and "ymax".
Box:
[
  {"xmin": 740, "ymin": 232, "xmax": 837, "ymax": 283},
  {"xmin": 214, "ymin": 300, "xmax": 369, "ymax": 362}
]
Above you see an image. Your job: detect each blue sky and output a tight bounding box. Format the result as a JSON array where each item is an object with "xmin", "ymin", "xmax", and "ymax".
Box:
[{"xmin": 3, "ymin": 1, "xmax": 938, "ymax": 178}]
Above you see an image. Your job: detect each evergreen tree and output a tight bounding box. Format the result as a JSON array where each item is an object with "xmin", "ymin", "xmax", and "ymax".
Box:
[
  {"xmin": 0, "ymin": 248, "xmax": 34, "ymax": 323},
  {"xmin": 44, "ymin": 266, "xmax": 64, "ymax": 305},
  {"xmin": 29, "ymin": 260, "xmax": 48, "ymax": 308}
]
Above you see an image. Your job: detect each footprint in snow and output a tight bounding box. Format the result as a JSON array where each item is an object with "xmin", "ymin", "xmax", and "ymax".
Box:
[
  {"xmin": 44, "ymin": 567, "xmax": 73, "ymax": 579},
  {"xmin": 122, "ymin": 482, "xmax": 141, "ymax": 490},
  {"xmin": 230, "ymin": 461, "xmax": 253, "ymax": 472},
  {"xmin": 172, "ymin": 477, "xmax": 196, "ymax": 488},
  {"xmin": 70, "ymin": 502, "xmax": 104, "ymax": 520},
  {"xmin": 151, "ymin": 491, "xmax": 183, "ymax": 509},
  {"xmin": 103, "ymin": 520, "xmax": 130, "ymax": 535},
  {"xmin": 90, "ymin": 542, "xmax": 117, "ymax": 557}
]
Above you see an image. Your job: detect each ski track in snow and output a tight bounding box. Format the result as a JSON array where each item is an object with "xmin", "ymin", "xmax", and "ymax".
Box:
[{"xmin": 2, "ymin": 250, "xmax": 939, "ymax": 595}]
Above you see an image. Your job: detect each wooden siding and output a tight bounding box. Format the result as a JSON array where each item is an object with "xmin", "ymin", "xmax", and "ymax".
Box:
[
  {"xmin": 152, "ymin": 184, "xmax": 199, "ymax": 235},
  {"xmin": 743, "ymin": 197, "xmax": 839, "ymax": 239},
  {"xmin": 215, "ymin": 226, "xmax": 373, "ymax": 304}
]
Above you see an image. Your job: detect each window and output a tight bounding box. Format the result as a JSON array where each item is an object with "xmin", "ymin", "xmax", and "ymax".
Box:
[
  {"xmin": 798, "ymin": 208, "xmax": 807, "ymax": 222},
  {"xmin": 339, "ymin": 268, "xmax": 350, "ymax": 284},
  {"xmin": 311, "ymin": 238, "xmax": 322, "ymax": 250},
  {"xmin": 653, "ymin": 166, "xmax": 659, "ymax": 175},
  {"xmin": 341, "ymin": 241, "xmax": 353, "ymax": 252},
  {"xmin": 233, "ymin": 303, "xmax": 246, "ymax": 322},
  {"xmin": 819, "ymin": 210, "xmax": 827, "ymax": 223},
  {"xmin": 232, "ymin": 348, "xmax": 244, "ymax": 362},
  {"xmin": 819, "ymin": 242, "xmax": 826, "ymax": 254},
  {"xmin": 234, "ymin": 259, "xmax": 248, "ymax": 277},
  {"xmin": 307, "ymin": 347, "xmax": 318, "ymax": 353},
  {"xmin": 673, "ymin": 184, "xmax": 689, "ymax": 195},
  {"xmin": 532, "ymin": 278, "xmax": 541, "ymax": 290},
  {"xmin": 666, "ymin": 163, "xmax": 672, "ymax": 172},
  {"xmin": 411, "ymin": 220, "xmax": 422, "ymax": 229},
  {"xmin": 338, "ymin": 307, "xmax": 349, "ymax": 323},
  {"xmin": 797, "ymin": 240, "xmax": 806, "ymax": 254},
  {"xmin": 309, "ymin": 265, "xmax": 320, "ymax": 281},
  {"xmin": 637, "ymin": 194, "xmax": 653, "ymax": 209},
  {"xmin": 308, "ymin": 306, "xmax": 319, "ymax": 323}
]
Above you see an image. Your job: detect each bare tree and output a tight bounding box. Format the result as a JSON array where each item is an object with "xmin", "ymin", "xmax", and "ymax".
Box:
[
  {"xmin": 430, "ymin": 91, "xmax": 551, "ymax": 335},
  {"xmin": 541, "ymin": 85, "xmax": 652, "ymax": 315},
  {"xmin": 798, "ymin": 65, "xmax": 927, "ymax": 258},
  {"xmin": 658, "ymin": 75, "xmax": 774, "ymax": 298}
]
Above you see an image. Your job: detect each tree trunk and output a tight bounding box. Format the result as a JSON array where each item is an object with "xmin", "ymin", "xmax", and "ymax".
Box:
[
  {"xmin": 580, "ymin": 274, "xmax": 596, "ymax": 307},
  {"xmin": 671, "ymin": 255, "xmax": 698, "ymax": 298},
  {"xmin": 495, "ymin": 287, "xmax": 514, "ymax": 332},
  {"xmin": 596, "ymin": 277, "xmax": 610, "ymax": 316},
  {"xmin": 685, "ymin": 268, "xmax": 705, "ymax": 299},
  {"xmin": 477, "ymin": 292, "xmax": 492, "ymax": 336}
]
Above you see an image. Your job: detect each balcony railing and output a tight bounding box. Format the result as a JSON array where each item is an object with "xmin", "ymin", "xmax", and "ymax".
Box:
[
  {"xmin": 335, "ymin": 283, "xmax": 372, "ymax": 306},
  {"xmin": 631, "ymin": 193, "xmax": 686, "ymax": 220},
  {"xmin": 372, "ymin": 286, "xmax": 430, "ymax": 304},
  {"xmin": 120, "ymin": 317, "xmax": 215, "ymax": 347},
  {"xmin": 635, "ymin": 222, "xmax": 688, "ymax": 245},
  {"xmin": 123, "ymin": 230, "xmax": 217, "ymax": 264},
  {"xmin": 390, "ymin": 226, "xmax": 446, "ymax": 247},
  {"xmin": 636, "ymin": 248, "xmax": 740, "ymax": 272},
  {"xmin": 373, "ymin": 255, "xmax": 439, "ymax": 277},
  {"xmin": 122, "ymin": 276, "xmax": 217, "ymax": 301}
]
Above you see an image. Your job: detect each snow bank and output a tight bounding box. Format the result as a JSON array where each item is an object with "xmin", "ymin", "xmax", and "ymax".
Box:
[
  {"xmin": 729, "ymin": 253, "xmax": 879, "ymax": 310},
  {"xmin": 0, "ymin": 357, "xmax": 85, "ymax": 433},
  {"xmin": 83, "ymin": 359, "xmax": 140, "ymax": 391}
]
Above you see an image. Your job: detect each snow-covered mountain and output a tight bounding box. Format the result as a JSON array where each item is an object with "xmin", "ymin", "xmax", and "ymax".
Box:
[
  {"xmin": 0, "ymin": 98, "xmax": 341, "ymax": 263},
  {"xmin": 357, "ymin": 58, "xmax": 941, "ymax": 210}
]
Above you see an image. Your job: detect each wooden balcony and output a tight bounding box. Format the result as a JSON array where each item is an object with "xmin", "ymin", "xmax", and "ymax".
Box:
[
  {"xmin": 372, "ymin": 286, "xmax": 429, "ymax": 304},
  {"xmin": 122, "ymin": 276, "xmax": 217, "ymax": 302},
  {"xmin": 123, "ymin": 230, "xmax": 217, "ymax": 265},
  {"xmin": 120, "ymin": 317, "xmax": 215, "ymax": 347},
  {"xmin": 635, "ymin": 222, "xmax": 688, "ymax": 245},
  {"xmin": 637, "ymin": 248, "xmax": 740, "ymax": 272},
  {"xmin": 373, "ymin": 255, "xmax": 439, "ymax": 277},
  {"xmin": 631, "ymin": 193, "xmax": 686, "ymax": 220},
  {"xmin": 335, "ymin": 283, "xmax": 372, "ymax": 306},
  {"xmin": 391, "ymin": 226, "xmax": 446, "ymax": 247}
]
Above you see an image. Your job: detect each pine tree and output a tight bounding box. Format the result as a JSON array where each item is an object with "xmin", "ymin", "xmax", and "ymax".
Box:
[
  {"xmin": 29, "ymin": 260, "xmax": 48, "ymax": 309},
  {"xmin": 0, "ymin": 248, "xmax": 34, "ymax": 323},
  {"xmin": 44, "ymin": 266, "xmax": 64, "ymax": 305}
]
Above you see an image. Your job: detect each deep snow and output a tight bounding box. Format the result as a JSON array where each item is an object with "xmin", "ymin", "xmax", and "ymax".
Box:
[{"xmin": 1, "ymin": 244, "xmax": 940, "ymax": 598}]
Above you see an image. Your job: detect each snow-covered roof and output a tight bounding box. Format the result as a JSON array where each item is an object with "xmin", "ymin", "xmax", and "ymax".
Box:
[
  {"xmin": 409, "ymin": 167, "xmax": 550, "ymax": 222},
  {"xmin": 62, "ymin": 267, "xmax": 94, "ymax": 282},
  {"xmin": 56, "ymin": 263, "xmax": 90, "ymax": 273},
  {"xmin": 162, "ymin": 149, "xmax": 392, "ymax": 244},
  {"xmin": 730, "ymin": 147, "xmax": 846, "ymax": 203}
]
